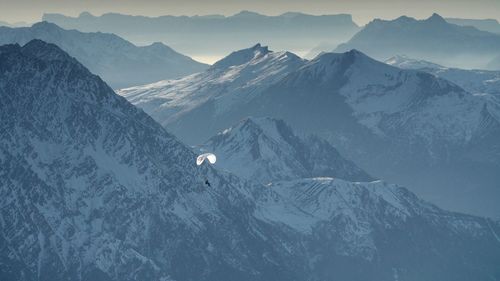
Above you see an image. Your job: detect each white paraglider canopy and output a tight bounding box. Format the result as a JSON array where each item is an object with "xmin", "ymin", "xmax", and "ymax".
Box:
[{"xmin": 196, "ymin": 153, "xmax": 217, "ymax": 166}]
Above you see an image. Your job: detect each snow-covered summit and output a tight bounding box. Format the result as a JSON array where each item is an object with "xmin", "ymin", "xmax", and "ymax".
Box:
[
  {"xmin": 200, "ymin": 117, "xmax": 372, "ymax": 183},
  {"xmin": 212, "ymin": 43, "xmax": 271, "ymax": 69},
  {"xmin": 385, "ymin": 55, "xmax": 445, "ymax": 69},
  {"xmin": 281, "ymin": 49, "xmax": 486, "ymax": 144},
  {"xmin": 119, "ymin": 44, "xmax": 305, "ymax": 131}
]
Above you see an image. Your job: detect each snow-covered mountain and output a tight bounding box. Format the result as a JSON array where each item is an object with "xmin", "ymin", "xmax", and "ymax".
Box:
[
  {"xmin": 199, "ymin": 117, "xmax": 372, "ymax": 183},
  {"xmin": 0, "ymin": 39, "xmax": 285, "ymax": 281},
  {"xmin": 248, "ymin": 50, "xmax": 500, "ymax": 217},
  {"xmin": 385, "ymin": 55, "xmax": 444, "ymax": 69},
  {"xmin": 0, "ymin": 21, "xmax": 207, "ymax": 88},
  {"xmin": 335, "ymin": 13, "xmax": 500, "ymax": 69},
  {"xmin": 122, "ymin": 47, "xmax": 500, "ymax": 217},
  {"xmin": 119, "ymin": 44, "xmax": 305, "ymax": 141},
  {"xmin": 2, "ymin": 40, "xmax": 500, "ymax": 281},
  {"xmin": 385, "ymin": 55, "xmax": 500, "ymax": 97},
  {"xmin": 261, "ymin": 177, "xmax": 500, "ymax": 281}
]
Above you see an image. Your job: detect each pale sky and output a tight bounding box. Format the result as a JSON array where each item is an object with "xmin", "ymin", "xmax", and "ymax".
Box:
[{"xmin": 0, "ymin": 0, "xmax": 499, "ymax": 26}]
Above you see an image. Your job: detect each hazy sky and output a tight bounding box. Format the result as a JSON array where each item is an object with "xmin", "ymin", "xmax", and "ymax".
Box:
[{"xmin": 1, "ymin": 0, "xmax": 499, "ymax": 25}]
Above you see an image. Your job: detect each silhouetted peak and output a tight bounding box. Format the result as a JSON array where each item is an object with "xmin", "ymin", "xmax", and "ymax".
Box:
[
  {"xmin": 31, "ymin": 21, "xmax": 61, "ymax": 30},
  {"xmin": 426, "ymin": 13, "xmax": 446, "ymax": 24},
  {"xmin": 233, "ymin": 10, "xmax": 264, "ymax": 18},
  {"xmin": 212, "ymin": 43, "xmax": 271, "ymax": 69},
  {"xmin": 79, "ymin": 11, "xmax": 94, "ymax": 18}
]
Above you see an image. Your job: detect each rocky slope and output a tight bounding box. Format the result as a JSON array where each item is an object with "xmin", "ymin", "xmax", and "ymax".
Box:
[{"xmin": 199, "ymin": 117, "xmax": 372, "ymax": 183}]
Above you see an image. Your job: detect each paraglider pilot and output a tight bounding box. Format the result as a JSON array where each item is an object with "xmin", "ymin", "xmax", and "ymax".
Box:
[{"xmin": 196, "ymin": 153, "xmax": 217, "ymax": 188}]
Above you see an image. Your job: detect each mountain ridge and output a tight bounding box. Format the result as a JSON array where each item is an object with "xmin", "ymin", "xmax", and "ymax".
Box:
[
  {"xmin": 199, "ymin": 117, "xmax": 373, "ymax": 183},
  {"xmin": 2, "ymin": 39, "xmax": 500, "ymax": 281},
  {"xmin": 385, "ymin": 55, "xmax": 500, "ymax": 96},
  {"xmin": 0, "ymin": 21, "xmax": 208, "ymax": 88},
  {"xmin": 42, "ymin": 11, "xmax": 360, "ymax": 59},
  {"xmin": 335, "ymin": 13, "xmax": 500, "ymax": 69},
  {"xmin": 121, "ymin": 45, "xmax": 500, "ymax": 216}
]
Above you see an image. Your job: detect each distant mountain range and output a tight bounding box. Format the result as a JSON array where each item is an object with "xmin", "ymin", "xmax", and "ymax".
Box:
[
  {"xmin": 120, "ymin": 44, "xmax": 500, "ymax": 217},
  {"xmin": 385, "ymin": 55, "xmax": 500, "ymax": 96},
  {"xmin": 335, "ymin": 13, "xmax": 500, "ymax": 69},
  {"xmin": 2, "ymin": 39, "xmax": 500, "ymax": 281},
  {"xmin": 0, "ymin": 21, "xmax": 207, "ymax": 88},
  {"xmin": 446, "ymin": 17, "xmax": 500, "ymax": 34},
  {"xmin": 42, "ymin": 11, "xmax": 360, "ymax": 60},
  {"xmin": 199, "ymin": 117, "xmax": 373, "ymax": 183}
]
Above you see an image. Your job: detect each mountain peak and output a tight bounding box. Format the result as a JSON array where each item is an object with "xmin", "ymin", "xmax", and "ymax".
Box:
[
  {"xmin": 0, "ymin": 39, "xmax": 114, "ymax": 106},
  {"xmin": 211, "ymin": 43, "xmax": 271, "ymax": 69},
  {"xmin": 280, "ymin": 12, "xmax": 306, "ymax": 18},
  {"xmin": 79, "ymin": 11, "xmax": 94, "ymax": 18},
  {"xmin": 345, "ymin": 48, "xmax": 367, "ymax": 57},
  {"xmin": 31, "ymin": 21, "xmax": 61, "ymax": 30},
  {"xmin": 251, "ymin": 43, "xmax": 262, "ymax": 49},
  {"xmin": 203, "ymin": 117, "xmax": 373, "ymax": 183},
  {"xmin": 393, "ymin": 15, "xmax": 415, "ymax": 23},
  {"xmin": 279, "ymin": 48, "xmax": 380, "ymax": 87},
  {"xmin": 232, "ymin": 10, "xmax": 264, "ymax": 18},
  {"xmin": 19, "ymin": 39, "xmax": 74, "ymax": 62},
  {"xmin": 311, "ymin": 49, "xmax": 371, "ymax": 69},
  {"xmin": 144, "ymin": 41, "xmax": 173, "ymax": 52},
  {"xmin": 237, "ymin": 116, "xmax": 284, "ymax": 136},
  {"xmin": 426, "ymin": 13, "xmax": 446, "ymax": 24},
  {"xmin": 216, "ymin": 117, "xmax": 281, "ymax": 141},
  {"xmin": 385, "ymin": 54, "xmax": 445, "ymax": 69}
]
